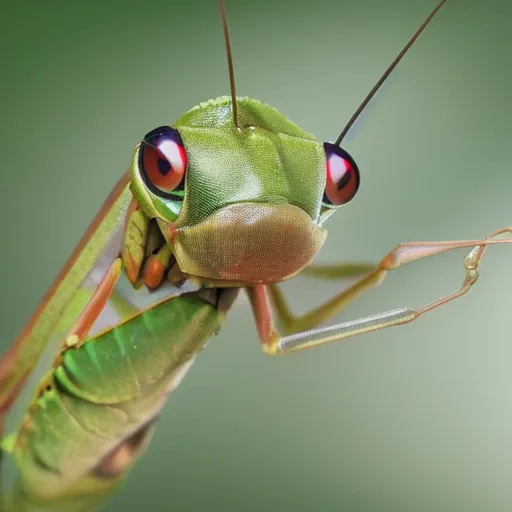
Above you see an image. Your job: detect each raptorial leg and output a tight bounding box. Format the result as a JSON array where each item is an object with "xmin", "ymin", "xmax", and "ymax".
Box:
[
  {"xmin": 75, "ymin": 258, "xmax": 121, "ymax": 335},
  {"xmin": 63, "ymin": 257, "xmax": 122, "ymax": 349},
  {"xmin": 250, "ymin": 228, "xmax": 512, "ymax": 355}
]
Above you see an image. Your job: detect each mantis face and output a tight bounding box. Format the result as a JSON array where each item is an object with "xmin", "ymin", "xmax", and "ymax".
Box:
[{"xmin": 130, "ymin": 96, "xmax": 360, "ymax": 285}]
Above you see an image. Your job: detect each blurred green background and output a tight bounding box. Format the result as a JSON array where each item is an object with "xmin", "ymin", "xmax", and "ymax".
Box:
[{"xmin": 1, "ymin": 0, "xmax": 512, "ymax": 511}]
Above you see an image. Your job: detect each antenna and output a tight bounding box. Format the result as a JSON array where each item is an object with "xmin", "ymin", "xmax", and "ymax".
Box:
[
  {"xmin": 335, "ymin": 0, "xmax": 448, "ymax": 146},
  {"xmin": 217, "ymin": 0, "xmax": 239, "ymax": 128}
]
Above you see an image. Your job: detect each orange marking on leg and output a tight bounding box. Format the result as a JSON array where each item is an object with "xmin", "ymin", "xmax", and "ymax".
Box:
[
  {"xmin": 97, "ymin": 442, "xmax": 133, "ymax": 477},
  {"xmin": 94, "ymin": 423, "xmax": 154, "ymax": 478},
  {"xmin": 125, "ymin": 197, "xmax": 139, "ymax": 219},
  {"xmin": 246, "ymin": 285, "xmax": 274, "ymax": 345},
  {"xmin": 123, "ymin": 251, "xmax": 140, "ymax": 284},
  {"xmin": 70, "ymin": 258, "xmax": 122, "ymax": 341},
  {"xmin": 143, "ymin": 256, "xmax": 165, "ymax": 290},
  {"xmin": 157, "ymin": 219, "xmax": 177, "ymax": 243}
]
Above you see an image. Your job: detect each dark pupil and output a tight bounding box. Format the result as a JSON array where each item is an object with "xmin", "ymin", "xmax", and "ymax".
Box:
[
  {"xmin": 157, "ymin": 156, "xmax": 171, "ymax": 175},
  {"xmin": 336, "ymin": 166, "xmax": 351, "ymax": 190}
]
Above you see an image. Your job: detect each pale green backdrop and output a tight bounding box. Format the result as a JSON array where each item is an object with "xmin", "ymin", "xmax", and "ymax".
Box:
[{"xmin": 1, "ymin": 0, "xmax": 512, "ymax": 511}]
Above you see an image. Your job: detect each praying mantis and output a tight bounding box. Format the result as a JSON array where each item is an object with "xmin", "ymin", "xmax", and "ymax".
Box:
[{"xmin": 1, "ymin": 0, "xmax": 511, "ymax": 511}]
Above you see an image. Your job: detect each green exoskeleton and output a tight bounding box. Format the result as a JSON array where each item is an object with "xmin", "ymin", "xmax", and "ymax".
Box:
[{"xmin": 1, "ymin": 0, "xmax": 510, "ymax": 511}]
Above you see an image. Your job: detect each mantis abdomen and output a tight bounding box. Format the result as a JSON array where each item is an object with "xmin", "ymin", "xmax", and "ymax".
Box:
[{"xmin": 7, "ymin": 287, "xmax": 239, "ymax": 511}]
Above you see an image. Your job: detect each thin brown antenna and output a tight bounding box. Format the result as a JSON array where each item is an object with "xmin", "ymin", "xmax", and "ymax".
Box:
[
  {"xmin": 217, "ymin": 0, "xmax": 238, "ymax": 128},
  {"xmin": 335, "ymin": 0, "xmax": 448, "ymax": 146}
]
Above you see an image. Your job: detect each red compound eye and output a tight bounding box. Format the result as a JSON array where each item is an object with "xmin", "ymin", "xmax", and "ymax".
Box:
[
  {"xmin": 322, "ymin": 142, "xmax": 360, "ymax": 207},
  {"xmin": 139, "ymin": 126, "xmax": 187, "ymax": 199}
]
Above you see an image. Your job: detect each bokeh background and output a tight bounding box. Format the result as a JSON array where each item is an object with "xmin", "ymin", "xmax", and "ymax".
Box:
[{"xmin": 1, "ymin": 0, "xmax": 512, "ymax": 511}]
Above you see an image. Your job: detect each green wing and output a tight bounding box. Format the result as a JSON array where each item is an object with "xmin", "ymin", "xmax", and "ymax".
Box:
[{"xmin": 0, "ymin": 172, "xmax": 132, "ymax": 426}]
